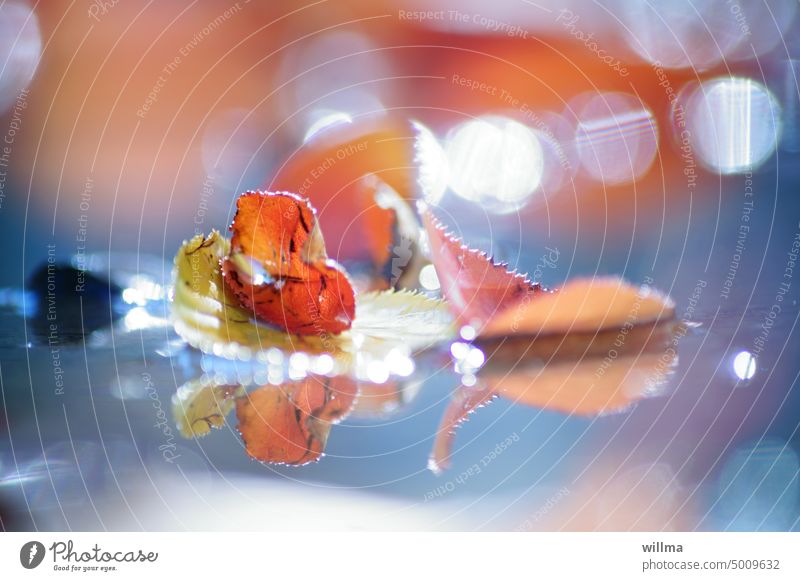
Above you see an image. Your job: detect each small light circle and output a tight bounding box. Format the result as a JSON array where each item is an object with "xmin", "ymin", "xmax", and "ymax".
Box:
[
  {"xmin": 683, "ymin": 77, "xmax": 782, "ymax": 174},
  {"xmin": 732, "ymin": 350, "xmax": 756, "ymax": 381}
]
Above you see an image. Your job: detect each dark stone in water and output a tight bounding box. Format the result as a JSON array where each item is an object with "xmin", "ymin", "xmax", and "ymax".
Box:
[{"xmin": 27, "ymin": 264, "xmax": 121, "ymax": 343}]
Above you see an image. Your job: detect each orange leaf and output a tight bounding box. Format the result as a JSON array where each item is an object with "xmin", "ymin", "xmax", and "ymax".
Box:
[
  {"xmin": 480, "ymin": 277, "xmax": 675, "ymax": 338},
  {"xmin": 222, "ymin": 191, "xmax": 356, "ymax": 335}
]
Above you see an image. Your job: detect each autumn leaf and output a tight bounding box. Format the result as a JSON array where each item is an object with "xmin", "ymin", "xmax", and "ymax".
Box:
[
  {"xmin": 171, "ymin": 230, "xmax": 326, "ymax": 359},
  {"xmin": 170, "ymin": 230, "xmax": 454, "ymax": 375},
  {"xmin": 480, "ymin": 277, "xmax": 675, "ymax": 338},
  {"xmin": 422, "ymin": 210, "xmax": 679, "ymax": 472},
  {"xmin": 421, "ymin": 205, "xmax": 544, "ymax": 327},
  {"xmin": 422, "ymin": 206, "xmax": 674, "ymax": 337},
  {"xmin": 222, "ymin": 191, "xmax": 356, "ymax": 335}
]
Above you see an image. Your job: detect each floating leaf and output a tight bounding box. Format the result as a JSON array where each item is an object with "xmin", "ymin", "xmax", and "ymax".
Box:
[
  {"xmin": 480, "ymin": 277, "xmax": 675, "ymax": 338},
  {"xmin": 422, "ymin": 207, "xmax": 675, "ymax": 338},
  {"xmin": 421, "ymin": 205, "xmax": 544, "ymax": 326},
  {"xmin": 170, "ymin": 231, "xmax": 454, "ymax": 374},
  {"xmin": 223, "ymin": 191, "xmax": 356, "ymax": 335}
]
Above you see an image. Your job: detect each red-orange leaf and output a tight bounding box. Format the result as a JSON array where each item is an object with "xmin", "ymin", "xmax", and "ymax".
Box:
[
  {"xmin": 222, "ymin": 191, "xmax": 356, "ymax": 335},
  {"xmin": 421, "ymin": 206, "xmax": 544, "ymax": 326}
]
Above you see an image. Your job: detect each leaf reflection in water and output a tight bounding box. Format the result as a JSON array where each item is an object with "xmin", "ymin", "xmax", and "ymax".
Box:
[
  {"xmin": 236, "ymin": 376, "xmax": 358, "ymax": 465},
  {"xmin": 173, "ymin": 378, "xmax": 243, "ymax": 438},
  {"xmin": 173, "ymin": 374, "xmax": 421, "ymax": 466},
  {"xmin": 429, "ymin": 320, "xmax": 687, "ymax": 473}
]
